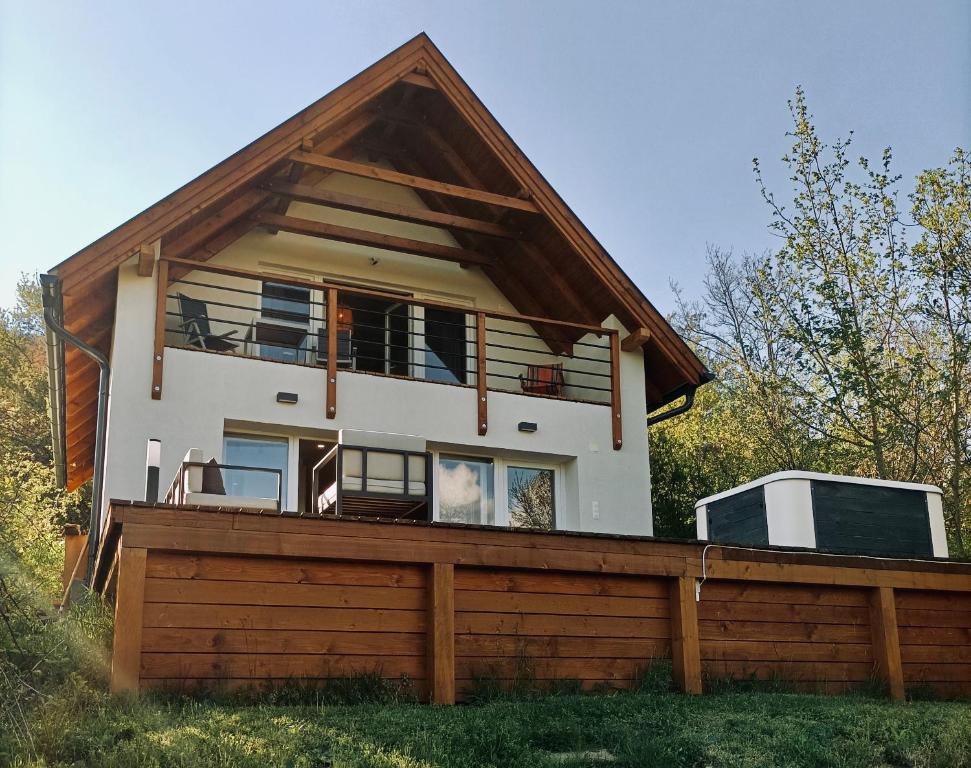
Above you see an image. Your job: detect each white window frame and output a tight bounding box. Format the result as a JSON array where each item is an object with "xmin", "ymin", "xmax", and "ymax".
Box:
[
  {"xmin": 256, "ymin": 280, "xmax": 317, "ymax": 364},
  {"xmin": 497, "ymin": 459, "xmax": 562, "ymax": 530},
  {"xmin": 431, "ymin": 450, "xmax": 561, "ymax": 530},
  {"xmin": 222, "ymin": 431, "xmax": 299, "ymax": 513}
]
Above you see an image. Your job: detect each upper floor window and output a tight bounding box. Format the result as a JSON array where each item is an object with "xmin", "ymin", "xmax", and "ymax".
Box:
[
  {"xmin": 261, "ymin": 282, "xmax": 311, "ymax": 325},
  {"xmin": 423, "ymin": 308, "xmax": 469, "ymax": 384}
]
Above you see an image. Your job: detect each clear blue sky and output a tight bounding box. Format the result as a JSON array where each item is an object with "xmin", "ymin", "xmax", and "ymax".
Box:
[{"xmin": 1, "ymin": 1, "xmax": 968, "ymax": 313}]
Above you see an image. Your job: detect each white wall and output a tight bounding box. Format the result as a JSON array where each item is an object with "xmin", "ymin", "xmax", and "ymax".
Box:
[{"xmin": 102, "ymin": 164, "xmax": 653, "ymax": 535}]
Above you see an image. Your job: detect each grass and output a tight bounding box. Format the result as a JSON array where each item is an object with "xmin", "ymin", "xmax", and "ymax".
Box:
[{"xmin": 5, "ymin": 679, "xmax": 971, "ymax": 768}]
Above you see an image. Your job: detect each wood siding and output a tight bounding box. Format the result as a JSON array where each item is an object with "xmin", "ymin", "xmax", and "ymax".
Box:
[
  {"xmin": 102, "ymin": 503, "xmax": 971, "ymax": 701},
  {"xmin": 895, "ymin": 589, "xmax": 971, "ymax": 699}
]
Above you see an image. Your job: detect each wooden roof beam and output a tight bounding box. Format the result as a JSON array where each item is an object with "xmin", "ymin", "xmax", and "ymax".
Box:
[
  {"xmin": 249, "ymin": 211, "xmax": 496, "ymax": 267},
  {"xmin": 136, "ymin": 244, "xmax": 155, "ymax": 277},
  {"xmin": 621, "ymin": 327, "xmax": 653, "ymax": 352},
  {"xmin": 288, "ymin": 151, "xmax": 538, "ymax": 213},
  {"xmin": 260, "ymin": 180, "xmax": 517, "ymax": 239}
]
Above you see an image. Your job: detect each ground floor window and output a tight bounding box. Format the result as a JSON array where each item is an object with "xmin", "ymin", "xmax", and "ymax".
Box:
[
  {"xmin": 507, "ymin": 466, "xmax": 555, "ymax": 530},
  {"xmin": 438, "ymin": 455, "xmax": 495, "ymax": 525},
  {"xmin": 222, "ymin": 434, "xmax": 289, "ymax": 506},
  {"xmin": 436, "ymin": 454, "xmax": 558, "ymax": 530}
]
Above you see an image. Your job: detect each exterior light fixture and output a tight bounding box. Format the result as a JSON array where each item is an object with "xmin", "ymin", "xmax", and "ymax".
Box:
[
  {"xmin": 145, "ymin": 438, "xmax": 161, "ymax": 503},
  {"xmin": 276, "ymin": 392, "xmax": 298, "ymax": 404},
  {"xmin": 518, "ymin": 421, "xmax": 538, "ymax": 433}
]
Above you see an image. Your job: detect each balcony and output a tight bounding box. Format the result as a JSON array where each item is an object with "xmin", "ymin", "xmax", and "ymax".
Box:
[{"xmin": 151, "ymin": 257, "xmax": 624, "ymax": 448}]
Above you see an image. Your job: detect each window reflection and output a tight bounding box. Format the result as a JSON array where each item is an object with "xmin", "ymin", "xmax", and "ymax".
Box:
[{"xmin": 438, "ymin": 456, "xmax": 494, "ymax": 525}]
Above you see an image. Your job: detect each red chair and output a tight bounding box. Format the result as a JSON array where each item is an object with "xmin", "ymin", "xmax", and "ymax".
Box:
[{"xmin": 519, "ymin": 363, "xmax": 566, "ymax": 396}]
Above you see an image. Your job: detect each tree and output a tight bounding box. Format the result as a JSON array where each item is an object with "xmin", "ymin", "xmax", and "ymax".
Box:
[
  {"xmin": 909, "ymin": 149, "xmax": 971, "ymax": 551},
  {"xmin": 0, "ymin": 276, "xmax": 86, "ymax": 592},
  {"xmin": 753, "ymin": 88, "xmax": 925, "ymax": 482},
  {"xmin": 652, "ymin": 91, "xmax": 970, "ymax": 554},
  {"xmin": 508, "ymin": 469, "xmax": 554, "ymax": 530}
]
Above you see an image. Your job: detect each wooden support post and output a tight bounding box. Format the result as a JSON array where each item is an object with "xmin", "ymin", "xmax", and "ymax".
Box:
[
  {"xmin": 427, "ymin": 563, "xmax": 455, "ymax": 704},
  {"xmin": 476, "ymin": 312, "xmax": 488, "ymax": 436},
  {"xmin": 60, "ymin": 525, "xmax": 88, "ymax": 601},
  {"xmin": 869, "ymin": 586, "xmax": 905, "ymax": 701},
  {"xmin": 609, "ymin": 331, "xmax": 623, "ymax": 450},
  {"xmin": 669, "ymin": 576, "xmax": 702, "ymax": 694},
  {"xmin": 110, "ymin": 546, "xmax": 147, "ymax": 694},
  {"xmin": 326, "ymin": 287, "xmax": 338, "ymax": 419},
  {"xmin": 136, "ymin": 244, "xmax": 155, "ymax": 277},
  {"xmin": 151, "ymin": 258, "xmax": 168, "ymax": 400}
]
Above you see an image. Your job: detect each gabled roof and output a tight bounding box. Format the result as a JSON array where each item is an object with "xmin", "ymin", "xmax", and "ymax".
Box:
[{"xmin": 50, "ymin": 32, "xmax": 709, "ymax": 491}]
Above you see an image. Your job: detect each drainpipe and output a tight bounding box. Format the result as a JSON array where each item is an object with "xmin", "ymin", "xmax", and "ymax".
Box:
[
  {"xmin": 646, "ymin": 371, "xmax": 715, "ymax": 428},
  {"xmin": 40, "ymin": 274, "xmax": 110, "ymax": 586}
]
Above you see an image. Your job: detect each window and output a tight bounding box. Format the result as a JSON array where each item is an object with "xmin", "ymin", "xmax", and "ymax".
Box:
[
  {"xmin": 438, "ymin": 455, "xmax": 494, "ymax": 525},
  {"xmin": 261, "ymin": 282, "xmax": 310, "ymax": 324},
  {"xmin": 223, "ymin": 435, "xmax": 288, "ymax": 506},
  {"xmin": 423, "ymin": 308, "xmax": 469, "ymax": 383},
  {"xmin": 506, "ymin": 466, "xmax": 555, "ymax": 530}
]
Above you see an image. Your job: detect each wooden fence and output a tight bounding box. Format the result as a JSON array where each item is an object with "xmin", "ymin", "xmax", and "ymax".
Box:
[{"xmin": 92, "ymin": 502, "xmax": 971, "ymax": 702}]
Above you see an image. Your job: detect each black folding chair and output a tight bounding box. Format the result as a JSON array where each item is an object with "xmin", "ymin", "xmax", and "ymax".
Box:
[
  {"xmin": 316, "ymin": 327, "xmax": 356, "ymax": 368},
  {"xmin": 177, "ymin": 293, "xmax": 239, "ymax": 352}
]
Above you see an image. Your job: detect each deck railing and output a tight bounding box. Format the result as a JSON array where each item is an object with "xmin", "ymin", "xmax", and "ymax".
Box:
[{"xmin": 152, "ymin": 257, "xmax": 623, "ymax": 448}]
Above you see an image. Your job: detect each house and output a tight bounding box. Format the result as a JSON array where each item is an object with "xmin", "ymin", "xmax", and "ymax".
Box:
[
  {"xmin": 43, "ymin": 33, "xmax": 710, "ymax": 545},
  {"xmin": 42, "ymin": 36, "xmax": 971, "ymax": 703}
]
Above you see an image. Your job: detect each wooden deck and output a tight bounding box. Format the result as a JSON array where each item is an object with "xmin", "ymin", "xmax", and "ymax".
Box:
[{"xmin": 96, "ymin": 501, "xmax": 971, "ymax": 702}]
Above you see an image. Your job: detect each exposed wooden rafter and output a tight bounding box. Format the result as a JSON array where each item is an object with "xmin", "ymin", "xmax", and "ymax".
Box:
[
  {"xmin": 260, "ymin": 180, "xmax": 517, "ymax": 239},
  {"xmin": 136, "ymin": 244, "xmax": 155, "ymax": 277},
  {"xmin": 288, "ymin": 152, "xmax": 539, "ymax": 213},
  {"xmin": 621, "ymin": 327, "xmax": 652, "ymax": 352},
  {"xmin": 248, "ymin": 210, "xmax": 496, "ymax": 267}
]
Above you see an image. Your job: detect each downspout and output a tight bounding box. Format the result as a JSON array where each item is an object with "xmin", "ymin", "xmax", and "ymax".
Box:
[
  {"xmin": 646, "ymin": 371, "xmax": 715, "ymax": 427},
  {"xmin": 40, "ymin": 274, "xmax": 110, "ymax": 586}
]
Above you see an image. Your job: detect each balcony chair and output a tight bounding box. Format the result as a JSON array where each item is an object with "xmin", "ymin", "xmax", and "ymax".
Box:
[
  {"xmin": 312, "ymin": 430, "xmax": 430, "ymax": 520},
  {"xmin": 519, "ymin": 362, "xmax": 566, "ymax": 396},
  {"xmin": 316, "ymin": 327, "xmax": 356, "ymax": 368},
  {"xmin": 177, "ymin": 293, "xmax": 240, "ymax": 352},
  {"xmin": 165, "ymin": 448, "xmax": 282, "ymax": 511}
]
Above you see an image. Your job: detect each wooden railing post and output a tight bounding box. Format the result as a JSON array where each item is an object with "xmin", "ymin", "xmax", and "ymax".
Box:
[
  {"xmin": 476, "ymin": 312, "xmax": 487, "ymax": 436},
  {"xmin": 869, "ymin": 586, "xmax": 905, "ymax": 701},
  {"xmin": 609, "ymin": 331, "xmax": 622, "ymax": 450},
  {"xmin": 110, "ymin": 546, "xmax": 147, "ymax": 694},
  {"xmin": 427, "ymin": 562, "xmax": 455, "ymax": 704},
  {"xmin": 151, "ymin": 258, "xmax": 168, "ymax": 400},
  {"xmin": 326, "ymin": 287, "xmax": 338, "ymax": 419},
  {"xmin": 669, "ymin": 576, "xmax": 702, "ymax": 694}
]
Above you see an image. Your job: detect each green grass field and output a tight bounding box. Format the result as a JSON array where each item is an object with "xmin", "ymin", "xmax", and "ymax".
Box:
[{"xmin": 8, "ymin": 683, "xmax": 971, "ymax": 768}]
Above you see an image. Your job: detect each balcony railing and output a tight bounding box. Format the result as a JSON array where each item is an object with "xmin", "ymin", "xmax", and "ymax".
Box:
[{"xmin": 152, "ymin": 257, "xmax": 623, "ymax": 449}]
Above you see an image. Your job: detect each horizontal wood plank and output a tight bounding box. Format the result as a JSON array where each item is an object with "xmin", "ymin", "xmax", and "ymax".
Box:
[
  {"xmin": 144, "ymin": 603, "xmax": 425, "ymax": 632},
  {"xmin": 455, "ymin": 590, "xmax": 670, "ymax": 618},
  {"xmin": 141, "ymin": 653, "xmax": 424, "ymax": 679},
  {"xmin": 146, "ymin": 552, "xmax": 425, "ymax": 587},
  {"xmin": 143, "ymin": 577, "xmax": 425, "ymax": 610},
  {"xmin": 142, "ymin": 627, "xmax": 425, "ymax": 655}
]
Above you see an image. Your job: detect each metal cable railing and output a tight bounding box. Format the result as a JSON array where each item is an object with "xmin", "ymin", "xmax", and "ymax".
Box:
[{"xmin": 161, "ymin": 268, "xmax": 615, "ymax": 403}]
